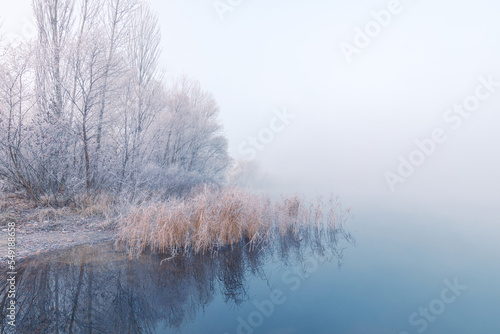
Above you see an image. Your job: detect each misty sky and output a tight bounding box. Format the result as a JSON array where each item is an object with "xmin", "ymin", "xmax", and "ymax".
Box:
[{"xmin": 2, "ymin": 0, "xmax": 499, "ymax": 218}]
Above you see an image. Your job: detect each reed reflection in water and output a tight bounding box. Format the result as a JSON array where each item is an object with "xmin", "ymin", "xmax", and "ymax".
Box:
[{"xmin": 0, "ymin": 226, "xmax": 353, "ymax": 334}]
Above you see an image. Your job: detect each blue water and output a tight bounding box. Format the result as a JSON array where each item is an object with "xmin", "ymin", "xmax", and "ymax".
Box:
[
  {"xmin": 168, "ymin": 210, "xmax": 500, "ymax": 334},
  {"xmin": 2, "ymin": 208, "xmax": 499, "ymax": 334}
]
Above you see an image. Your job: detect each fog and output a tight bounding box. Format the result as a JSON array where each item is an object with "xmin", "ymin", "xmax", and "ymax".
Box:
[{"xmin": 2, "ymin": 0, "xmax": 499, "ymax": 219}]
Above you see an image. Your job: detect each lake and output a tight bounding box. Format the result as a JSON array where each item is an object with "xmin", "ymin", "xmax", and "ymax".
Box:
[{"xmin": 1, "ymin": 207, "xmax": 499, "ymax": 334}]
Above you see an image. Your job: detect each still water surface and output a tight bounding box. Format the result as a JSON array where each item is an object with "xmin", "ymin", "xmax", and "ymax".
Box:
[{"xmin": 1, "ymin": 208, "xmax": 499, "ymax": 334}]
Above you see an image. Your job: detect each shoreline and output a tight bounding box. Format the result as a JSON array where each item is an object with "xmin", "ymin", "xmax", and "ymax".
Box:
[
  {"xmin": 0, "ymin": 193, "xmax": 119, "ymax": 264},
  {"xmin": 0, "ymin": 210, "xmax": 117, "ymax": 264},
  {"xmin": 0, "ymin": 229, "xmax": 117, "ymax": 265}
]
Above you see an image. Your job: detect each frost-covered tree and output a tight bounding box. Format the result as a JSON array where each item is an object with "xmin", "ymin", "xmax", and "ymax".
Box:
[
  {"xmin": 0, "ymin": 0, "xmax": 231, "ymax": 204},
  {"xmin": 0, "ymin": 42, "xmax": 37, "ymax": 200},
  {"xmin": 142, "ymin": 77, "xmax": 232, "ymax": 195}
]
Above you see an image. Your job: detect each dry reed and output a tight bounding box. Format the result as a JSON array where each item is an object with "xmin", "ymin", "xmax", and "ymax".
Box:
[{"xmin": 117, "ymin": 186, "xmax": 351, "ymax": 256}]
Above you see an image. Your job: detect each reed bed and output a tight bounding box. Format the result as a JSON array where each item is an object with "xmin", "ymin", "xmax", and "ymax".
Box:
[{"xmin": 117, "ymin": 187, "xmax": 350, "ymax": 256}]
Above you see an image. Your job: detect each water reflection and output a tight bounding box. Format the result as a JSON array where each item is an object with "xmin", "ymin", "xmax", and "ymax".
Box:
[{"xmin": 0, "ymin": 228, "xmax": 353, "ymax": 334}]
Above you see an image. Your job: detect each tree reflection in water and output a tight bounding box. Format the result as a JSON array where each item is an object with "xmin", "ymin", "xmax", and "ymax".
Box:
[{"xmin": 0, "ymin": 227, "xmax": 353, "ymax": 334}]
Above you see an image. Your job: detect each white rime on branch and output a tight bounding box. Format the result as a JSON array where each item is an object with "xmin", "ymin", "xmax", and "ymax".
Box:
[{"xmin": 0, "ymin": 0, "xmax": 232, "ymax": 205}]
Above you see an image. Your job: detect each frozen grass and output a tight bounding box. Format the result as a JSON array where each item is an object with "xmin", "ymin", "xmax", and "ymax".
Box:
[{"xmin": 117, "ymin": 186, "xmax": 351, "ymax": 256}]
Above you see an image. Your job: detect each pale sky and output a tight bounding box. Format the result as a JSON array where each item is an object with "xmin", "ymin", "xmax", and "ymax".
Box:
[{"xmin": 2, "ymin": 0, "xmax": 500, "ymax": 218}]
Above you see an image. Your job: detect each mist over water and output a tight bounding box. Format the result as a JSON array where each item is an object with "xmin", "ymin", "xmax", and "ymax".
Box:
[
  {"xmin": 1, "ymin": 0, "xmax": 499, "ymax": 333},
  {"xmin": 142, "ymin": 0, "xmax": 500, "ymax": 220},
  {"xmin": 2, "ymin": 0, "xmax": 498, "ymax": 218}
]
